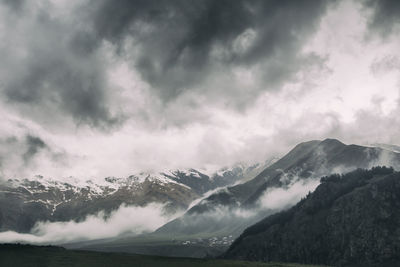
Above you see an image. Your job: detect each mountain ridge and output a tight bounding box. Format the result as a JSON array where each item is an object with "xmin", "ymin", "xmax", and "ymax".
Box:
[{"xmin": 0, "ymin": 164, "xmax": 263, "ymax": 233}]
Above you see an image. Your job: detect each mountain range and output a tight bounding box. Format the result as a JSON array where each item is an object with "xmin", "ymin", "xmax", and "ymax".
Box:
[
  {"xmin": 69, "ymin": 139, "xmax": 400, "ymax": 259},
  {"xmin": 2, "ymin": 138, "xmax": 400, "ymax": 265},
  {"xmin": 0, "ymin": 164, "xmax": 264, "ymax": 233}
]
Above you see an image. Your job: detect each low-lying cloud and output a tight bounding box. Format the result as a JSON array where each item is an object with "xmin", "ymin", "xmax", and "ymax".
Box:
[
  {"xmin": 162, "ymin": 176, "xmax": 321, "ymax": 238},
  {"xmin": 258, "ymin": 178, "xmax": 320, "ymax": 210},
  {"xmin": 0, "ymin": 203, "xmax": 176, "ymax": 245}
]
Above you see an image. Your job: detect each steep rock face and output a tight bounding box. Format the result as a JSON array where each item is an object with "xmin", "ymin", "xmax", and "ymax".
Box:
[{"xmin": 224, "ymin": 167, "xmax": 400, "ymax": 267}]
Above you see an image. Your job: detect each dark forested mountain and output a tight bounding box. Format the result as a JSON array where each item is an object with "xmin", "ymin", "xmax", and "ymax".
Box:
[
  {"xmin": 0, "ymin": 165, "xmax": 259, "ymax": 233},
  {"xmin": 224, "ymin": 167, "xmax": 400, "ymax": 267}
]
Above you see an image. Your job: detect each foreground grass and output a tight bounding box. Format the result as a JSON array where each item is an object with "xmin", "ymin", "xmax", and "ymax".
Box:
[{"xmin": 0, "ymin": 244, "xmax": 328, "ymax": 267}]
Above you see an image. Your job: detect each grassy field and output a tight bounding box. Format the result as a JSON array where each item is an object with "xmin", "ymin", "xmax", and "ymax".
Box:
[
  {"xmin": 67, "ymin": 233, "xmax": 231, "ymax": 258},
  {"xmin": 0, "ymin": 244, "xmax": 328, "ymax": 267}
]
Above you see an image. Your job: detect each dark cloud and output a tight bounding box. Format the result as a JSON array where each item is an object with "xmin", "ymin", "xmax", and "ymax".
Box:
[
  {"xmin": 88, "ymin": 0, "xmax": 335, "ymax": 102},
  {"xmin": 0, "ymin": 137, "xmax": 17, "ymax": 169},
  {"xmin": 1, "ymin": 0, "xmax": 399, "ymax": 179},
  {"xmin": 0, "ymin": 2, "xmax": 122, "ymax": 130},
  {"xmin": 0, "ymin": 0, "xmax": 25, "ymax": 12},
  {"xmin": 0, "ymin": 132, "xmax": 71, "ymax": 179},
  {"xmin": 0, "ymin": 135, "xmax": 47, "ymax": 167},
  {"xmin": 364, "ymin": 0, "xmax": 400, "ymax": 36},
  {"xmin": 0, "ymin": 0, "xmax": 336, "ymax": 129},
  {"xmin": 23, "ymin": 135, "xmax": 47, "ymax": 164},
  {"xmin": 4, "ymin": 50, "xmax": 121, "ymax": 129}
]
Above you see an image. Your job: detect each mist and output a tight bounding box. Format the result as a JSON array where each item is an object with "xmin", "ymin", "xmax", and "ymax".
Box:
[
  {"xmin": 258, "ymin": 178, "xmax": 320, "ymax": 210},
  {"xmin": 0, "ymin": 203, "xmax": 177, "ymax": 245},
  {"xmin": 159, "ymin": 175, "xmax": 321, "ymax": 238}
]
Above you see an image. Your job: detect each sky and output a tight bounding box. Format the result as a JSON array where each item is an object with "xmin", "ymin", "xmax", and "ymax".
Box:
[{"xmin": 0, "ymin": 0, "xmax": 400, "ymax": 180}]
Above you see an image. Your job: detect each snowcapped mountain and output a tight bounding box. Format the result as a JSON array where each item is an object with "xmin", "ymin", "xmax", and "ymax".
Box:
[
  {"xmin": 0, "ymin": 173, "xmax": 197, "ymax": 233},
  {"xmin": 0, "ymin": 163, "xmax": 263, "ymax": 233},
  {"xmin": 162, "ymin": 163, "xmax": 269, "ymax": 195}
]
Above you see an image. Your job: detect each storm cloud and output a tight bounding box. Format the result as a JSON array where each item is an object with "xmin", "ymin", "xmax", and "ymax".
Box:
[
  {"xmin": 0, "ymin": 0, "xmax": 400, "ymax": 178},
  {"xmin": 364, "ymin": 0, "xmax": 400, "ymax": 36},
  {"xmin": 23, "ymin": 135, "xmax": 47, "ymax": 164},
  {"xmin": 86, "ymin": 0, "xmax": 335, "ymax": 104},
  {"xmin": 0, "ymin": 0, "xmax": 122, "ymax": 129},
  {"xmin": 0, "ymin": 0, "xmax": 335, "ymax": 129}
]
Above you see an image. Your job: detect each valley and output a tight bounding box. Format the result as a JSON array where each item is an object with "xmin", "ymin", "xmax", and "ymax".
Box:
[{"xmin": 0, "ymin": 244, "xmax": 329, "ymax": 267}]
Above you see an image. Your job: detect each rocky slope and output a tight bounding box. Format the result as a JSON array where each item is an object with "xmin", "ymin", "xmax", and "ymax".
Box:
[{"xmin": 224, "ymin": 166, "xmax": 400, "ymax": 267}]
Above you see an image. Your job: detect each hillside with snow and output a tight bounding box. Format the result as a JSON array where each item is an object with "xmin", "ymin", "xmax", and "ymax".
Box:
[{"xmin": 0, "ymin": 163, "xmax": 266, "ymax": 233}]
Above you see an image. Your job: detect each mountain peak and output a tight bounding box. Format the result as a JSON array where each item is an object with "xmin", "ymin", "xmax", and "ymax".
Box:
[
  {"xmin": 293, "ymin": 138, "xmax": 345, "ymax": 151},
  {"xmin": 320, "ymin": 138, "xmax": 345, "ymax": 146}
]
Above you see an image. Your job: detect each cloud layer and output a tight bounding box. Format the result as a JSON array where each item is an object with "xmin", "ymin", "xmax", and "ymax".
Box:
[
  {"xmin": 0, "ymin": 203, "xmax": 173, "ymax": 244},
  {"xmin": 0, "ymin": 0, "xmax": 399, "ymax": 178}
]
